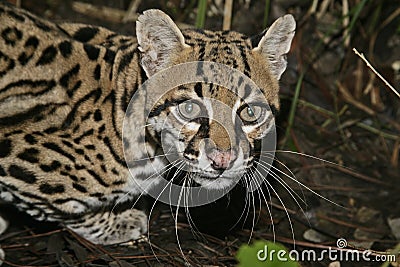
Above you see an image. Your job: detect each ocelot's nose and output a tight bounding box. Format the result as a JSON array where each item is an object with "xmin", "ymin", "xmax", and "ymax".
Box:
[{"xmin": 207, "ymin": 148, "xmax": 237, "ymax": 171}]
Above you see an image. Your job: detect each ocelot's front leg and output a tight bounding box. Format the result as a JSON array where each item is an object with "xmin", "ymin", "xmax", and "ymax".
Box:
[{"xmin": 65, "ymin": 209, "xmax": 147, "ymax": 245}]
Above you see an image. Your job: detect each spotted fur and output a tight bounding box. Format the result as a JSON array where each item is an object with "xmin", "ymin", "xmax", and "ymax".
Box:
[{"xmin": 0, "ymin": 1, "xmax": 295, "ymax": 244}]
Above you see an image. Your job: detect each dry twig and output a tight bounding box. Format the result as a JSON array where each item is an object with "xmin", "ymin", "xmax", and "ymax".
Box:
[
  {"xmin": 72, "ymin": 1, "xmax": 127, "ymax": 23},
  {"xmin": 123, "ymin": 0, "xmax": 141, "ymax": 22},
  {"xmin": 353, "ymin": 48, "xmax": 400, "ymax": 99},
  {"xmin": 222, "ymin": 0, "xmax": 233, "ymax": 30}
]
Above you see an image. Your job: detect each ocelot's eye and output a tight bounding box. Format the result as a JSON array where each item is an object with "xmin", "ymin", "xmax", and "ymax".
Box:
[
  {"xmin": 177, "ymin": 101, "xmax": 201, "ymax": 120},
  {"xmin": 239, "ymin": 105, "xmax": 264, "ymax": 123}
]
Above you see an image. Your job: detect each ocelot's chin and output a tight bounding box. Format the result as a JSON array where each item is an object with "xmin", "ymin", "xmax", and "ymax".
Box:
[{"xmin": 192, "ymin": 173, "xmax": 243, "ymax": 190}]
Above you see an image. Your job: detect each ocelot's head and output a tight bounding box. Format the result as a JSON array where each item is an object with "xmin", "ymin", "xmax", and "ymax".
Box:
[{"xmin": 136, "ymin": 10, "xmax": 295, "ymax": 189}]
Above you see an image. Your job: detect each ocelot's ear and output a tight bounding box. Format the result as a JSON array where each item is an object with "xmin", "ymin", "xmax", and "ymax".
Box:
[
  {"xmin": 252, "ymin": 14, "xmax": 296, "ymax": 80},
  {"xmin": 136, "ymin": 9, "xmax": 190, "ymax": 77}
]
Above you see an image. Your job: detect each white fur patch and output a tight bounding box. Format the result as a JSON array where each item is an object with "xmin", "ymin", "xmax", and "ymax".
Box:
[
  {"xmin": 0, "ymin": 216, "xmax": 8, "ymax": 235},
  {"xmin": 0, "ymin": 191, "xmax": 13, "ymax": 202}
]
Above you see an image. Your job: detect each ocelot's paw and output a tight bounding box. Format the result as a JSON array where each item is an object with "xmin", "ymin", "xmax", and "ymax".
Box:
[{"xmin": 66, "ymin": 209, "xmax": 147, "ymax": 245}]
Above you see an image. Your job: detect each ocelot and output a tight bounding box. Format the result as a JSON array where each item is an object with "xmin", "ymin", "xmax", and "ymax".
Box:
[{"xmin": 0, "ymin": 1, "xmax": 295, "ymax": 245}]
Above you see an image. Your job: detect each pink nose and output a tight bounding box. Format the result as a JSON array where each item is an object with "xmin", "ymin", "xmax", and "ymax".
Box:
[{"xmin": 207, "ymin": 150, "xmax": 237, "ymax": 170}]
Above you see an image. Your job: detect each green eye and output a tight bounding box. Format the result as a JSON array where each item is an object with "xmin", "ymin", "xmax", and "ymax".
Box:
[
  {"xmin": 185, "ymin": 102, "xmax": 193, "ymax": 113},
  {"xmin": 247, "ymin": 107, "xmax": 255, "ymax": 117},
  {"xmin": 178, "ymin": 101, "xmax": 201, "ymax": 120},
  {"xmin": 240, "ymin": 105, "xmax": 263, "ymax": 123}
]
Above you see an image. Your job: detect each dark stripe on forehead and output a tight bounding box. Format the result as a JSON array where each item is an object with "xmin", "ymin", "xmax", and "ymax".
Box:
[
  {"xmin": 239, "ymin": 46, "xmax": 251, "ymax": 77},
  {"xmin": 196, "ymin": 61, "xmax": 204, "ymax": 75},
  {"xmin": 243, "ymin": 84, "xmax": 252, "ymax": 99},
  {"xmin": 238, "ymin": 76, "xmax": 244, "ymax": 87},
  {"xmin": 194, "ymin": 83, "xmax": 203, "ymax": 97},
  {"xmin": 198, "ymin": 46, "xmax": 205, "ymax": 61}
]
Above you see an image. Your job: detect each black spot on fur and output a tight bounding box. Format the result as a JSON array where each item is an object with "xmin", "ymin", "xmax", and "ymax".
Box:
[
  {"xmin": 69, "ymin": 175, "xmax": 78, "ymax": 182},
  {"xmin": 75, "ymin": 164, "xmax": 85, "ymax": 170},
  {"xmin": 17, "ymin": 148, "xmax": 39, "ymax": 163},
  {"xmin": 8, "ymin": 165, "xmax": 37, "ymax": 183},
  {"xmin": 36, "ymin": 45, "xmax": 58, "ymax": 66},
  {"xmin": 64, "ymin": 165, "xmax": 72, "ymax": 171},
  {"xmin": 90, "ymin": 192, "xmax": 104, "ymax": 198},
  {"xmin": 98, "ymin": 124, "xmax": 105, "ymax": 134},
  {"xmin": 72, "ymin": 183, "xmax": 87, "ymax": 193},
  {"xmin": 58, "ymin": 41, "xmax": 72, "ymax": 58},
  {"xmin": 0, "ymin": 139, "xmax": 12, "ymax": 157},
  {"xmin": 59, "ymin": 64, "xmax": 80, "ymax": 94},
  {"xmin": 84, "ymin": 44, "xmax": 100, "ymax": 60},
  {"xmin": 103, "ymin": 49, "xmax": 116, "ymax": 64},
  {"xmin": 68, "ymin": 80, "xmax": 82, "ymax": 98},
  {"xmin": 1, "ymin": 27, "xmax": 22, "ymax": 46},
  {"xmin": 94, "ymin": 64, "xmax": 101, "ymax": 80},
  {"xmin": 44, "ymin": 127, "xmax": 58, "ymax": 134},
  {"xmin": 40, "ymin": 160, "xmax": 61, "ymax": 172},
  {"xmin": 25, "ymin": 36, "xmax": 40, "ymax": 47},
  {"xmin": 93, "ymin": 109, "xmax": 102, "ymax": 121},
  {"xmin": 73, "ymin": 27, "xmax": 99, "ymax": 42},
  {"xmin": 24, "ymin": 134, "xmax": 37, "ymax": 144},
  {"xmin": 0, "ymin": 51, "xmax": 15, "ymax": 77},
  {"xmin": 81, "ymin": 111, "xmax": 91, "ymax": 121},
  {"xmin": 88, "ymin": 169, "xmax": 109, "ymax": 187},
  {"xmin": 0, "ymin": 165, "xmax": 6, "ymax": 176},
  {"xmin": 117, "ymin": 51, "xmax": 134, "ymax": 73},
  {"xmin": 100, "ymin": 164, "xmax": 107, "ymax": 172},
  {"xmin": 75, "ymin": 148, "xmax": 84, "ymax": 155},
  {"xmin": 18, "ymin": 36, "xmax": 39, "ymax": 65},
  {"xmin": 61, "ymin": 140, "xmax": 73, "ymax": 148},
  {"xmin": 7, "ymin": 10, "xmax": 25, "ymax": 22},
  {"xmin": 17, "ymin": 53, "xmax": 29, "ymax": 66},
  {"xmin": 39, "ymin": 183, "xmax": 65, "ymax": 194},
  {"xmin": 85, "ymin": 144, "xmax": 95, "ymax": 150},
  {"xmin": 73, "ymin": 129, "xmax": 94, "ymax": 144},
  {"xmin": 43, "ymin": 142, "xmax": 76, "ymax": 162},
  {"xmin": 112, "ymin": 180, "xmax": 125, "ymax": 185},
  {"xmin": 1, "ymin": 80, "xmax": 55, "ymax": 97}
]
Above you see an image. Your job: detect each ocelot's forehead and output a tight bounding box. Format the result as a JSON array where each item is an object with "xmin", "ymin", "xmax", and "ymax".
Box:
[
  {"xmin": 182, "ymin": 29, "xmax": 253, "ymax": 75},
  {"xmin": 179, "ymin": 29, "xmax": 281, "ymax": 112}
]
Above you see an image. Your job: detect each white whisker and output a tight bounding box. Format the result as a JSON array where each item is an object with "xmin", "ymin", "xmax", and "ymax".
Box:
[{"xmin": 253, "ymin": 167, "xmax": 296, "ymax": 247}]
